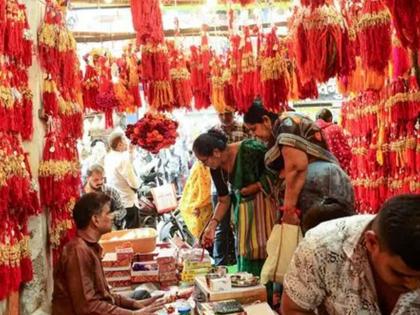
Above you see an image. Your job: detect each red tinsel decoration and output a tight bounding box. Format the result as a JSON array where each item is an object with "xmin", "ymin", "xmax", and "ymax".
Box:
[{"xmin": 126, "ymin": 112, "xmax": 178, "ymax": 154}]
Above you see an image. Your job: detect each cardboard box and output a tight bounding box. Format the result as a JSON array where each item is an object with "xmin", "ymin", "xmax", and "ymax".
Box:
[
  {"xmin": 108, "ymin": 278, "xmax": 132, "ymax": 288},
  {"xmin": 158, "ymin": 263, "xmax": 176, "ymax": 273},
  {"xmin": 131, "ymin": 275, "xmax": 159, "ymax": 283},
  {"xmin": 194, "ymin": 276, "xmax": 267, "ymax": 304},
  {"xmin": 116, "ymin": 246, "xmax": 134, "ymax": 261},
  {"xmin": 159, "ymin": 271, "xmax": 178, "ymax": 282},
  {"xmin": 102, "ymin": 252, "xmax": 131, "ymax": 268},
  {"xmin": 156, "ymin": 248, "xmax": 177, "ymax": 264},
  {"xmin": 104, "ymin": 268, "xmax": 131, "ymax": 279},
  {"xmin": 209, "ymin": 277, "xmax": 232, "ymax": 292}
]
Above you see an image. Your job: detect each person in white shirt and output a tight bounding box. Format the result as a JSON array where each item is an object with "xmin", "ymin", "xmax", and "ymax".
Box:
[{"xmin": 104, "ymin": 132, "xmax": 141, "ymax": 229}]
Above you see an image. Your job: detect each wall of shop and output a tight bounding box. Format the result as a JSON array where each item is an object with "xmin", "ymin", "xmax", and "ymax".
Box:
[{"xmin": 0, "ymin": 1, "xmax": 51, "ymax": 314}]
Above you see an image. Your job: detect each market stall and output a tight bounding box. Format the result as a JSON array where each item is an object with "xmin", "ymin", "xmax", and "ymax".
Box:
[{"xmin": 0, "ymin": 0, "xmax": 419, "ymax": 314}]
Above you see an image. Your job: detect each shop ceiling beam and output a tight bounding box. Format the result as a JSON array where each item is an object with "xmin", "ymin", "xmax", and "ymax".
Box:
[
  {"xmin": 69, "ymin": 0, "xmax": 290, "ymax": 10},
  {"xmin": 73, "ymin": 20, "xmax": 287, "ymax": 42}
]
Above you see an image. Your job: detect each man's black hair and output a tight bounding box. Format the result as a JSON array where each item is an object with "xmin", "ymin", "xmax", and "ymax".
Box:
[
  {"xmin": 302, "ymin": 197, "xmax": 355, "ymax": 234},
  {"xmin": 73, "ymin": 192, "xmax": 111, "ymax": 229},
  {"xmin": 316, "ymin": 108, "xmax": 333, "ymax": 122},
  {"xmin": 376, "ymin": 194, "xmax": 420, "ymax": 270}
]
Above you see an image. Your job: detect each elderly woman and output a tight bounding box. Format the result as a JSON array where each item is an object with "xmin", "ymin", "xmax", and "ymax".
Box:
[
  {"xmin": 243, "ymin": 101, "xmax": 354, "ymax": 224},
  {"xmin": 193, "ymin": 129, "xmax": 277, "ymax": 276}
]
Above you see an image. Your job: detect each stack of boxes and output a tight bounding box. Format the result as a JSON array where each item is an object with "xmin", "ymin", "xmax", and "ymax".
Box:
[
  {"xmin": 131, "ymin": 260, "xmax": 160, "ymax": 283},
  {"xmin": 180, "ymin": 249, "xmax": 212, "ymax": 284},
  {"xmin": 102, "ymin": 247, "xmax": 133, "ymax": 292},
  {"xmin": 157, "ymin": 248, "xmax": 178, "ymax": 288}
]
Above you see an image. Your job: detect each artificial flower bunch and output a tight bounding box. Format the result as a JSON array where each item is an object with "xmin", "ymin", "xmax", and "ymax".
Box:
[{"xmin": 126, "ymin": 112, "xmax": 178, "ymax": 154}]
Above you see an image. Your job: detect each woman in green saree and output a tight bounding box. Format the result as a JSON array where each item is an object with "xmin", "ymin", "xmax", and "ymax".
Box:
[{"xmin": 193, "ymin": 129, "xmax": 277, "ymax": 276}]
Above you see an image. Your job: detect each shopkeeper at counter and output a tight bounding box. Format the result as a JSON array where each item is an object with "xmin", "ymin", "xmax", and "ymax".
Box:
[{"xmin": 52, "ymin": 192, "xmax": 165, "ymax": 315}]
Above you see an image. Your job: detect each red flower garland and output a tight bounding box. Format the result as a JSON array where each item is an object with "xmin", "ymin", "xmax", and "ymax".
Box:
[{"xmin": 126, "ymin": 113, "xmax": 178, "ymax": 154}]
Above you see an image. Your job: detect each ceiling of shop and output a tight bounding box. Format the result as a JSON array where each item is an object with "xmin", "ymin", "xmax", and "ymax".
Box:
[
  {"xmin": 69, "ymin": 0, "xmax": 289, "ymax": 10},
  {"xmin": 69, "ymin": 0, "xmax": 291, "ymax": 42}
]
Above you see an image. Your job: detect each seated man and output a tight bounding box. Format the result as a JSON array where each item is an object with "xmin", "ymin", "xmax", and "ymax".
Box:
[
  {"xmin": 84, "ymin": 164, "xmax": 126, "ymax": 229},
  {"xmin": 52, "ymin": 192, "xmax": 164, "ymax": 315},
  {"xmin": 282, "ymin": 194, "xmax": 420, "ymax": 315}
]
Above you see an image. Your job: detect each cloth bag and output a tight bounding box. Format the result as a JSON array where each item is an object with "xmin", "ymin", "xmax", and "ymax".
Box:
[
  {"xmin": 236, "ymin": 191, "xmax": 277, "ymax": 260},
  {"xmin": 260, "ymin": 223, "xmax": 303, "ymax": 284}
]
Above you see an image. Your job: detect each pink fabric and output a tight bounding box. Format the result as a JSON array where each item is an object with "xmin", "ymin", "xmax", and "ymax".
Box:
[{"xmin": 316, "ymin": 119, "xmax": 352, "ymax": 175}]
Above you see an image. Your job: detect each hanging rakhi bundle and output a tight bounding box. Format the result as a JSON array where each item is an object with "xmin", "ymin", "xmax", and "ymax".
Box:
[
  {"xmin": 38, "ymin": 0, "xmax": 62, "ymax": 77},
  {"xmin": 236, "ymin": 27, "xmax": 256, "ymax": 113},
  {"xmin": 190, "ymin": 42, "xmax": 211, "ymax": 110},
  {"xmin": 57, "ymin": 25, "xmax": 77, "ymax": 93},
  {"xmin": 168, "ymin": 41, "xmax": 192, "ymax": 110},
  {"xmin": 408, "ymin": 74, "xmax": 420, "ymax": 121},
  {"xmin": 210, "ymin": 56, "xmax": 227, "ymax": 113},
  {"xmin": 12, "ymin": 65, "xmax": 33, "ymax": 140},
  {"xmin": 0, "ymin": 133, "xmax": 40, "ymax": 300},
  {"xmin": 337, "ymin": 1, "xmax": 362, "ymax": 95},
  {"xmin": 4, "ymin": 0, "xmax": 32, "ymax": 67},
  {"xmin": 38, "ymin": 131, "xmax": 80, "ymax": 263},
  {"xmin": 384, "ymin": 77, "xmax": 410, "ymax": 125},
  {"xmin": 141, "ymin": 43, "xmax": 174, "ymax": 112},
  {"xmin": 260, "ymin": 30, "xmax": 290, "ymax": 113},
  {"xmin": 82, "ymin": 62, "xmax": 99, "ymax": 111},
  {"xmin": 95, "ymin": 55, "xmax": 119, "ymax": 127},
  {"xmin": 0, "ymin": 0, "xmax": 5, "ymax": 54},
  {"xmin": 229, "ymin": 35, "xmax": 241, "ymax": 111},
  {"xmin": 42, "ymin": 75, "xmax": 59, "ymax": 117},
  {"xmin": 391, "ymin": 34, "xmax": 410, "ymax": 80},
  {"xmin": 385, "ymin": 0, "xmax": 420, "ymax": 51},
  {"xmin": 126, "ymin": 47, "xmax": 142, "ymax": 109},
  {"xmin": 114, "ymin": 57, "xmax": 136, "ymax": 113},
  {"xmin": 125, "ymin": 112, "xmax": 178, "ymax": 154},
  {"xmin": 0, "ymin": 60, "xmax": 28, "ymax": 135},
  {"xmin": 357, "ymin": 0, "xmax": 391, "ymax": 75},
  {"xmin": 294, "ymin": 4, "xmax": 350, "ymax": 83},
  {"xmin": 58, "ymin": 93, "xmax": 83, "ymax": 140},
  {"xmin": 222, "ymin": 61, "xmax": 236, "ymax": 109},
  {"xmin": 130, "ymin": 0, "xmax": 164, "ymax": 45}
]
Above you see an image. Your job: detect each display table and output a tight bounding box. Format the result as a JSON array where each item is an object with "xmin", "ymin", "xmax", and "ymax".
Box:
[
  {"xmin": 194, "ymin": 276, "xmax": 267, "ymax": 305},
  {"xmin": 197, "ymin": 301, "xmax": 275, "ymax": 315}
]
